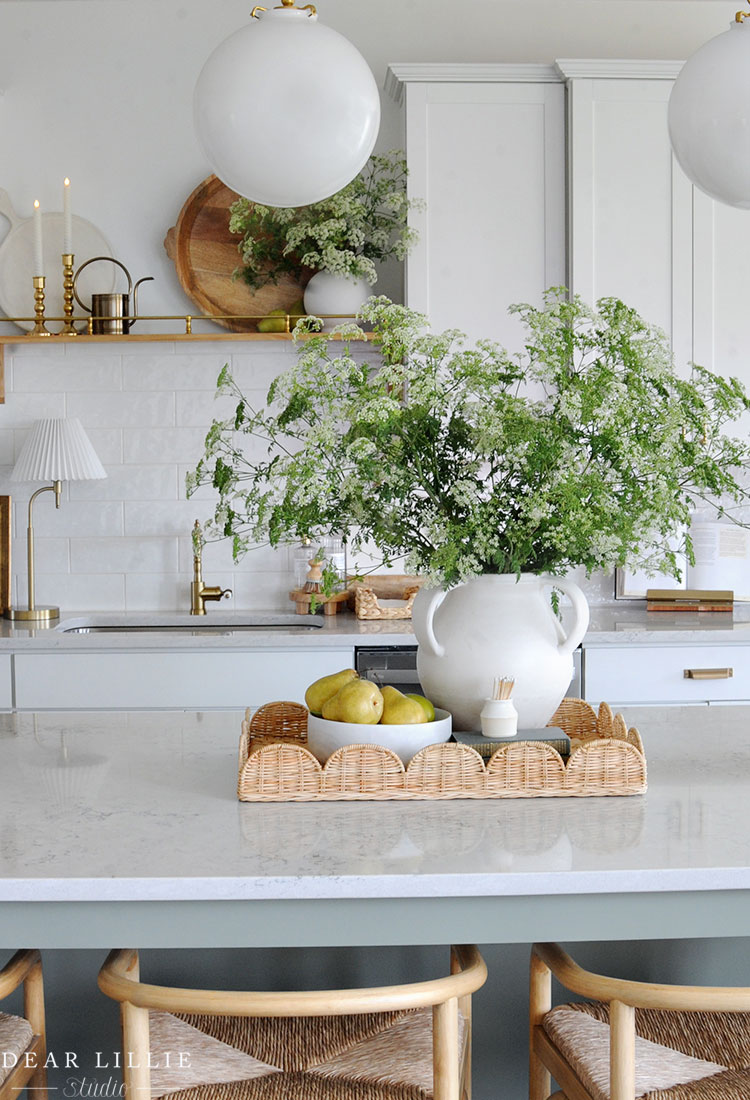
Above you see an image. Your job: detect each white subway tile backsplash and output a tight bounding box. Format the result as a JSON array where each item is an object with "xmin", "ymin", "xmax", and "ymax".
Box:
[
  {"xmin": 123, "ymin": 427, "xmax": 205, "ymax": 464},
  {"xmin": 1, "ymin": 339, "xmax": 383, "ymax": 614},
  {"xmin": 231, "ymin": 571, "xmax": 294, "ymax": 611},
  {"xmin": 179, "ymin": 534, "xmax": 289, "ymax": 575},
  {"xmin": 67, "ymin": 391, "xmax": 175, "ymax": 428},
  {"xmin": 124, "ymin": 574, "xmax": 187, "ymax": 612},
  {"xmin": 38, "ymin": 573, "xmax": 126, "ymax": 613},
  {"xmin": 70, "ymin": 464, "xmax": 178, "ymax": 502},
  {"xmin": 11, "ymin": 537, "xmax": 70, "ymax": 574},
  {"xmin": 174, "ymin": 390, "xmax": 240, "ymax": 428},
  {"xmin": 21, "ymin": 500, "xmax": 123, "ymax": 539},
  {"xmin": 71, "ymin": 536, "xmax": 178, "ymax": 574},
  {"xmin": 11, "ymin": 356, "xmax": 123, "ymax": 393},
  {"xmin": 124, "ymin": 499, "xmax": 198, "ymax": 537},
  {"xmin": 0, "ymin": 432, "xmax": 13, "ymax": 465},
  {"xmin": 230, "ymin": 351, "xmax": 297, "ymax": 390},
  {"xmin": 85, "ymin": 429, "xmax": 124, "ymax": 465},
  {"xmin": 1, "ymin": 392, "xmax": 67, "ymax": 427},
  {"xmin": 123, "ymin": 354, "xmax": 229, "ymax": 392}
]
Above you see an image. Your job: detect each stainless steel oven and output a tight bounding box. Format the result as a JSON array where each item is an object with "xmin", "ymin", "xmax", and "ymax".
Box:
[
  {"xmin": 357, "ymin": 644, "xmax": 583, "ymax": 699},
  {"xmin": 355, "ymin": 646, "xmax": 422, "ymax": 694}
]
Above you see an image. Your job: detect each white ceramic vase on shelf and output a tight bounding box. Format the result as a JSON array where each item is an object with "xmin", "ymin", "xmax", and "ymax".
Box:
[
  {"xmin": 303, "ymin": 271, "xmax": 371, "ymax": 330},
  {"xmin": 412, "ymin": 574, "xmax": 590, "ymax": 732}
]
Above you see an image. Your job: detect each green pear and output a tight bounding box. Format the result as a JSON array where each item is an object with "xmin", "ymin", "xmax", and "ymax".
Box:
[
  {"xmin": 288, "ymin": 298, "xmax": 306, "ymax": 326},
  {"xmin": 257, "ymin": 308, "xmax": 287, "ymax": 334},
  {"xmin": 257, "ymin": 300, "xmax": 307, "ymax": 334},
  {"xmin": 322, "ymin": 679, "xmax": 383, "ymax": 724},
  {"xmin": 305, "ymin": 668, "xmax": 358, "ymax": 716},
  {"xmin": 406, "ymin": 693, "xmax": 436, "ymax": 722},
  {"xmin": 381, "ymin": 685, "xmax": 428, "ymax": 725}
]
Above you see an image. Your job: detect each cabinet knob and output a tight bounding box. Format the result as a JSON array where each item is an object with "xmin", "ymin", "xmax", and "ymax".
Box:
[{"xmin": 683, "ymin": 667, "xmax": 734, "ymax": 680}]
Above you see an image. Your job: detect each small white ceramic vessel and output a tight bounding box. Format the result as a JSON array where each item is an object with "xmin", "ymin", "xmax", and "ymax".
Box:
[
  {"xmin": 480, "ymin": 698, "xmax": 518, "ymax": 739},
  {"xmin": 307, "ymin": 708, "xmax": 452, "ymax": 766}
]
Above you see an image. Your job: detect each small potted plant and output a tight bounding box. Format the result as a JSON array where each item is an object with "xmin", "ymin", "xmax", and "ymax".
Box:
[
  {"xmin": 188, "ymin": 290, "xmax": 750, "ymax": 728},
  {"xmin": 228, "ymin": 150, "xmax": 422, "ymax": 327}
]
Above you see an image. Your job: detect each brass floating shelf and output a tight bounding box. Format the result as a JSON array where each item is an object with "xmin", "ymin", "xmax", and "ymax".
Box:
[
  {"xmin": 0, "ymin": 314, "xmax": 373, "ymax": 403},
  {"xmin": 0, "ymin": 311, "xmax": 363, "ymax": 336}
]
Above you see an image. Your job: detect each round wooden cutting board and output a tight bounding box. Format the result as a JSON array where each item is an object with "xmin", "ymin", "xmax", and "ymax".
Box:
[{"xmin": 164, "ymin": 175, "xmax": 312, "ymax": 333}]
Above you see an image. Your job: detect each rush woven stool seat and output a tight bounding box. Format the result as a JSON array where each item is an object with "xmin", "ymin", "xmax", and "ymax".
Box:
[
  {"xmin": 98, "ymin": 946, "xmax": 486, "ymax": 1100},
  {"xmin": 530, "ymin": 942, "xmax": 750, "ymax": 1100},
  {"xmin": 0, "ymin": 950, "xmax": 47, "ymax": 1100}
]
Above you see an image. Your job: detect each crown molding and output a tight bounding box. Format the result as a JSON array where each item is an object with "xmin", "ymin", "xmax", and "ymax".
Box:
[
  {"xmin": 554, "ymin": 59, "xmax": 685, "ymax": 81},
  {"xmin": 385, "ymin": 63, "xmax": 561, "ymax": 103}
]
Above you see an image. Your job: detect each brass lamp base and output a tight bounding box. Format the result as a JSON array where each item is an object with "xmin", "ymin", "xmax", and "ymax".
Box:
[{"xmin": 4, "ymin": 605, "xmax": 59, "ymax": 622}]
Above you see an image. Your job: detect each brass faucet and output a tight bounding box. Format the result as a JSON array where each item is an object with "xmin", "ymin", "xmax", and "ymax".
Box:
[{"xmin": 190, "ymin": 520, "xmax": 233, "ymax": 615}]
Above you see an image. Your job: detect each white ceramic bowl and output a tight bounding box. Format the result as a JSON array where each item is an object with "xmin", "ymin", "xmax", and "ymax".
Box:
[{"xmin": 307, "ymin": 708, "xmax": 452, "ymax": 766}]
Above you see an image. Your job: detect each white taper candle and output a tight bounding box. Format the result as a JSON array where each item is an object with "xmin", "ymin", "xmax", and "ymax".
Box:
[
  {"xmin": 33, "ymin": 200, "xmax": 43, "ymax": 276},
  {"xmin": 63, "ymin": 178, "xmax": 72, "ymax": 254}
]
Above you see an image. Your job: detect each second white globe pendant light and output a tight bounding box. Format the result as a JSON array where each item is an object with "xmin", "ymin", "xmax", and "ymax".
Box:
[
  {"xmin": 668, "ymin": 12, "xmax": 750, "ymax": 209},
  {"xmin": 194, "ymin": 0, "xmax": 381, "ymax": 208}
]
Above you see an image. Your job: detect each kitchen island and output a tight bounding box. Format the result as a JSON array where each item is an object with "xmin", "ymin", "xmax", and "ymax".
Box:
[{"xmin": 2, "ymin": 703, "xmax": 749, "ymax": 948}]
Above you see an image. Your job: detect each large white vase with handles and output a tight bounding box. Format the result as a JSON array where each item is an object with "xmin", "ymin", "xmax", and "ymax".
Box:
[{"xmin": 412, "ymin": 574, "xmax": 590, "ymax": 732}]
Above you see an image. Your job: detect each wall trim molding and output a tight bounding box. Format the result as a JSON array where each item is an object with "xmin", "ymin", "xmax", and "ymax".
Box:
[
  {"xmin": 385, "ymin": 63, "xmax": 561, "ymax": 102},
  {"xmin": 554, "ymin": 59, "xmax": 684, "ymax": 81}
]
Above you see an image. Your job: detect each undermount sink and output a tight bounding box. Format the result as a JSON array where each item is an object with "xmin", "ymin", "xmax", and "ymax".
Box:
[{"xmin": 57, "ymin": 613, "xmax": 323, "ymax": 633}]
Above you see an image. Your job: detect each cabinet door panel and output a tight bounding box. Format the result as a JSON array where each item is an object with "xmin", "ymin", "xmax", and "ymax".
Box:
[
  {"xmin": 405, "ymin": 81, "xmax": 565, "ymax": 349},
  {"xmin": 693, "ymin": 191, "xmax": 750, "ymax": 393},
  {"xmin": 566, "ymin": 75, "xmax": 693, "ymax": 371},
  {"xmin": 13, "ymin": 649, "xmax": 354, "ymax": 710}
]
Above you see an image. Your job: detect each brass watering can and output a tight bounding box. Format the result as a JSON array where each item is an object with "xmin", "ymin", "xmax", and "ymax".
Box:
[{"xmin": 73, "ymin": 256, "xmax": 154, "ymax": 335}]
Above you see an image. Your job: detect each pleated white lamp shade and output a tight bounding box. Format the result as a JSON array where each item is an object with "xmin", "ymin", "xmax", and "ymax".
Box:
[{"xmin": 11, "ymin": 418, "xmax": 107, "ymax": 482}]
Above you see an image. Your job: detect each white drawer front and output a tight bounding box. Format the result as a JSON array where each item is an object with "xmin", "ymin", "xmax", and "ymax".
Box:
[
  {"xmin": 13, "ymin": 649, "xmax": 354, "ymax": 710},
  {"xmin": 584, "ymin": 645, "xmax": 750, "ymax": 705}
]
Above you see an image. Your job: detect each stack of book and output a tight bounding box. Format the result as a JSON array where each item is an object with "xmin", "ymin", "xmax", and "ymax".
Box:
[{"xmin": 452, "ymin": 727, "xmax": 571, "ymax": 760}]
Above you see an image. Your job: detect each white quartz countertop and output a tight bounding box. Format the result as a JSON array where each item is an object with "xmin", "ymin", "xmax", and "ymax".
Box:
[
  {"xmin": 0, "ymin": 610, "xmax": 417, "ymax": 650},
  {"xmin": 2, "ymin": 604, "xmax": 750, "ymax": 651},
  {"xmin": 2, "ymin": 704, "xmax": 750, "ymax": 904}
]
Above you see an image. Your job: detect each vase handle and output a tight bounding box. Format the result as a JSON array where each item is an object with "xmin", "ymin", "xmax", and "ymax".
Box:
[
  {"xmin": 540, "ymin": 575, "xmax": 590, "ymax": 656},
  {"xmin": 412, "ymin": 586, "xmax": 447, "ymax": 658}
]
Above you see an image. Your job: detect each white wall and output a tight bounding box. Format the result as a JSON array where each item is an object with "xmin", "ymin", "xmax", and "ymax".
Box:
[
  {"xmin": 0, "ymin": 0, "xmax": 739, "ymax": 322},
  {"xmin": 0, "ymin": 0, "xmax": 738, "ymax": 611}
]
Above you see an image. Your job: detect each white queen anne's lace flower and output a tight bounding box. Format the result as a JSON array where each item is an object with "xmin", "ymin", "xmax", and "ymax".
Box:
[{"xmin": 188, "ymin": 291, "xmax": 750, "ymax": 589}]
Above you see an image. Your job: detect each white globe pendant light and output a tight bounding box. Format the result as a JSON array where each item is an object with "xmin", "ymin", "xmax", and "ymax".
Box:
[
  {"xmin": 668, "ymin": 12, "xmax": 750, "ymax": 208},
  {"xmin": 194, "ymin": 0, "xmax": 381, "ymax": 208}
]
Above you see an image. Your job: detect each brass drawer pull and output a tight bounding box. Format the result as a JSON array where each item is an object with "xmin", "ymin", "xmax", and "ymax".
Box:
[{"xmin": 684, "ymin": 667, "xmax": 734, "ymax": 680}]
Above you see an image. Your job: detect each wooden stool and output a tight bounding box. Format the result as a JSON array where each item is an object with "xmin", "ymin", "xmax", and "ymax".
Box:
[
  {"xmin": 98, "ymin": 945, "xmax": 486, "ymax": 1100},
  {"xmin": 0, "ymin": 950, "xmax": 47, "ymax": 1100},
  {"xmin": 530, "ymin": 942, "xmax": 750, "ymax": 1100}
]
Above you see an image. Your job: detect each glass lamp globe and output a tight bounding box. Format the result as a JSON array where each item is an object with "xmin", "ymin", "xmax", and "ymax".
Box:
[
  {"xmin": 668, "ymin": 17, "xmax": 750, "ymax": 209},
  {"xmin": 194, "ymin": 3, "xmax": 381, "ymax": 208}
]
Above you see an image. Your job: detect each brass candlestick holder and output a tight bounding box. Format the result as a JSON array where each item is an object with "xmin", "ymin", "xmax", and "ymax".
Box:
[
  {"xmin": 60, "ymin": 254, "xmax": 78, "ymax": 336},
  {"xmin": 31, "ymin": 276, "xmax": 52, "ymax": 337}
]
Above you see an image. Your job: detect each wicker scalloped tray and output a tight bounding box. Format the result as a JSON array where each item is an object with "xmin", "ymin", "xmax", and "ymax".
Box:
[{"xmin": 237, "ymin": 698, "xmax": 647, "ymax": 801}]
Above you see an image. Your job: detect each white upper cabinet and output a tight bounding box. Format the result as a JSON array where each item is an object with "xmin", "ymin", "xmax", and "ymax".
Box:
[
  {"xmin": 559, "ymin": 59, "xmax": 750, "ymax": 388},
  {"xmin": 391, "ymin": 59, "xmax": 750, "ymax": 390},
  {"xmin": 386, "ymin": 64, "xmax": 566, "ymax": 350},
  {"xmin": 557, "ymin": 61, "xmax": 691, "ymax": 368}
]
